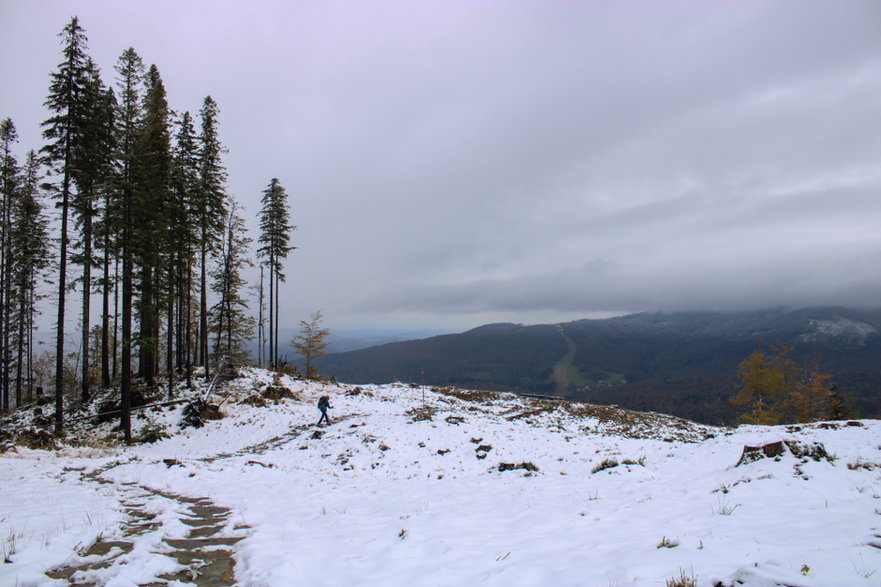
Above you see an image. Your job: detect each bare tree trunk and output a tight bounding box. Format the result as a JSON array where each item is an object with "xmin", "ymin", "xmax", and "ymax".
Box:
[
  {"xmin": 200, "ymin": 237, "xmax": 209, "ymax": 379},
  {"xmin": 268, "ymin": 257, "xmax": 274, "ymax": 367},
  {"xmin": 185, "ymin": 252, "xmax": 193, "ymax": 388},
  {"xmin": 121, "ymin": 251, "xmax": 132, "ymax": 444},
  {"xmin": 166, "ymin": 265, "xmax": 175, "ymax": 398},
  {"xmin": 274, "ymin": 270, "xmax": 280, "ymax": 366},
  {"xmin": 81, "ymin": 211, "xmax": 92, "ymax": 402},
  {"xmin": 112, "ymin": 254, "xmax": 119, "ymax": 379},
  {"xmin": 100, "ymin": 216, "xmax": 110, "ymax": 388},
  {"xmin": 55, "ymin": 161, "xmax": 71, "ymax": 435},
  {"xmin": 257, "ymin": 271, "xmax": 262, "ymax": 367}
]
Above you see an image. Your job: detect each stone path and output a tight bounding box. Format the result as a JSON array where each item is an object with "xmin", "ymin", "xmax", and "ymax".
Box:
[
  {"xmin": 46, "ymin": 411, "xmax": 358, "ymax": 584},
  {"xmin": 46, "ymin": 463, "xmax": 246, "ymax": 586},
  {"xmin": 201, "ymin": 413, "xmax": 360, "ymax": 464}
]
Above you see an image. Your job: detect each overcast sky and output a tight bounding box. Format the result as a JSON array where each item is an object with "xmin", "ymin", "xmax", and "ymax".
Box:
[{"xmin": 2, "ymin": 1, "xmax": 880, "ymax": 332}]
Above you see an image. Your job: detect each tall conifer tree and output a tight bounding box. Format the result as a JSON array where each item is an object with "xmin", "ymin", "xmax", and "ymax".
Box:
[
  {"xmin": 113, "ymin": 47, "xmax": 145, "ymax": 443},
  {"xmin": 209, "ymin": 201, "xmax": 254, "ymax": 361},
  {"xmin": 70, "ymin": 58, "xmax": 114, "ymax": 402},
  {"xmin": 257, "ymin": 178, "xmax": 295, "ymax": 367},
  {"xmin": 10, "ymin": 152, "xmax": 51, "ymax": 405},
  {"xmin": 171, "ymin": 111, "xmax": 200, "ymax": 388},
  {"xmin": 0, "ymin": 118, "xmax": 19, "ymax": 411},
  {"xmin": 95, "ymin": 86, "xmax": 119, "ymax": 389},
  {"xmin": 132, "ymin": 64, "xmax": 172, "ymax": 389},
  {"xmin": 195, "ymin": 96, "xmax": 227, "ymax": 378},
  {"xmin": 41, "ymin": 16, "xmax": 91, "ymax": 433},
  {"xmin": 160, "ymin": 111, "xmax": 197, "ymax": 397}
]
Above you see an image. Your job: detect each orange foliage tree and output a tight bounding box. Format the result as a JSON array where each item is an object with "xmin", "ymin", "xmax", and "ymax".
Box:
[
  {"xmin": 732, "ymin": 342, "xmax": 836, "ymax": 425},
  {"xmin": 731, "ymin": 341, "xmax": 798, "ymax": 425},
  {"xmin": 790, "ymin": 359, "xmax": 834, "ymax": 423}
]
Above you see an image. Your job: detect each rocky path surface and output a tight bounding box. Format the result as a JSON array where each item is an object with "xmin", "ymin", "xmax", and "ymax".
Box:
[
  {"xmin": 201, "ymin": 413, "xmax": 360, "ymax": 464},
  {"xmin": 46, "ymin": 462, "xmax": 246, "ymax": 586},
  {"xmin": 43, "ymin": 411, "xmax": 359, "ymax": 585}
]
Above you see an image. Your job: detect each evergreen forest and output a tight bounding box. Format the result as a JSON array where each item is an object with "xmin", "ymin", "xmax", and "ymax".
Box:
[{"xmin": 0, "ymin": 17, "xmax": 295, "ymax": 442}]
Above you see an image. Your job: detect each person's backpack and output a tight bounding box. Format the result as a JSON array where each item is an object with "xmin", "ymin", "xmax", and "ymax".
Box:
[{"xmin": 318, "ymin": 396, "xmax": 330, "ymax": 410}]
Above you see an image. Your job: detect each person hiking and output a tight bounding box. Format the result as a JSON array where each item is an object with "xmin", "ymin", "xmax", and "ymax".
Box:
[{"xmin": 317, "ymin": 395, "xmax": 332, "ymax": 426}]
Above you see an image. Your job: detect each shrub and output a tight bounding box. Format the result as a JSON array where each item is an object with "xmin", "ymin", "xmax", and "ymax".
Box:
[
  {"xmin": 14, "ymin": 427, "xmax": 59, "ymax": 450},
  {"xmin": 498, "ymin": 462, "xmax": 539, "ymax": 473},
  {"xmin": 406, "ymin": 405, "xmax": 436, "ymax": 422},
  {"xmin": 666, "ymin": 569, "xmax": 696, "ymax": 587},
  {"xmin": 274, "ymin": 363, "xmax": 301, "ymax": 378},
  {"xmin": 262, "ymin": 386, "xmax": 296, "ymax": 403},
  {"xmin": 657, "ymin": 536, "xmax": 679, "ymax": 548},
  {"xmin": 136, "ymin": 423, "xmax": 169, "ymax": 444},
  {"xmin": 592, "ymin": 458, "xmax": 619, "ymax": 473},
  {"xmin": 848, "ymin": 460, "xmax": 878, "ymax": 471}
]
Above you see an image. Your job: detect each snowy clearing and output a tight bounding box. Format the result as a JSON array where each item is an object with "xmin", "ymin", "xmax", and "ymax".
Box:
[{"xmin": 2, "ymin": 368, "xmax": 880, "ymax": 586}]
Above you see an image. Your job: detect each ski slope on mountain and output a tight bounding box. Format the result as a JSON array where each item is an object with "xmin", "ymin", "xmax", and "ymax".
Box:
[{"xmin": 2, "ymin": 368, "xmax": 880, "ymax": 586}]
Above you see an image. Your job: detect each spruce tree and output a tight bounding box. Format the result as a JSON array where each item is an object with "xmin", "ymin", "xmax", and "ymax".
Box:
[
  {"xmin": 159, "ymin": 111, "xmax": 198, "ymax": 398},
  {"xmin": 171, "ymin": 111, "xmax": 200, "ymax": 388},
  {"xmin": 10, "ymin": 152, "xmax": 51, "ymax": 405},
  {"xmin": 95, "ymin": 86, "xmax": 119, "ymax": 389},
  {"xmin": 0, "ymin": 118, "xmax": 19, "ymax": 411},
  {"xmin": 209, "ymin": 201, "xmax": 254, "ymax": 362},
  {"xmin": 257, "ymin": 178, "xmax": 295, "ymax": 367},
  {"xmin": 113, "ymin": 47, "xmax": 145, "ymax": 444},
  {"xmin": 195, "ymin": 96, "xmax": 228, "ymax": 378},
  {"xmin": 132, "ymin": 64, "xmax": 172, "ymax": 389},
  {"xmin": 70, "ymin": 58, "xmax": 114, "ymax": 402},
  {"xmin": 41, "ymin": 16, "xmax": 91, "ymax": 434}
]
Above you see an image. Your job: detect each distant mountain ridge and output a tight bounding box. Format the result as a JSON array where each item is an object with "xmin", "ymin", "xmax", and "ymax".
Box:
[{"xmin": 315, "ymin": 307, "xmax": 881, "ymax": 424}]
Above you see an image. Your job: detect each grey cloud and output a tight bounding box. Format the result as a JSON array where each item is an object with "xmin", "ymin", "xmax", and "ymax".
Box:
[{"xmin": 2, "ymin": 1, "xmax": 880, "ymax": 330}]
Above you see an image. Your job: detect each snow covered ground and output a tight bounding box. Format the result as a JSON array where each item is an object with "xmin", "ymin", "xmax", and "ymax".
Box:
[{"xmin": 2, "ymin": 368, "xmax": 880, "ymax": 586}]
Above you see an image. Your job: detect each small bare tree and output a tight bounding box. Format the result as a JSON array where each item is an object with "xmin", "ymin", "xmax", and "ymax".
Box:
[{"xmin": 293, "ymin": 310, "xmax": 330, "ymax": 378}]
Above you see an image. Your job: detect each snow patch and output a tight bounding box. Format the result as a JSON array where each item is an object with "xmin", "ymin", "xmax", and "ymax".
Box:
[{"xmin": 800, "ymin": 318, "xmax": 876, "ymax": 344}]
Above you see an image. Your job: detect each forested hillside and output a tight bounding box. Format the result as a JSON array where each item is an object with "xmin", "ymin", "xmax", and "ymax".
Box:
[{"xmin": 316, "ymin": 307, "xmax": 881, "ymax": 424}]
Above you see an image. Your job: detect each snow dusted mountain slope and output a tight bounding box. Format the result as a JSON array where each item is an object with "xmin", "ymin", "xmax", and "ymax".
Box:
[{"xmin": 2, "ymin": 368, "xmax": 880, "ymax": 586}]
